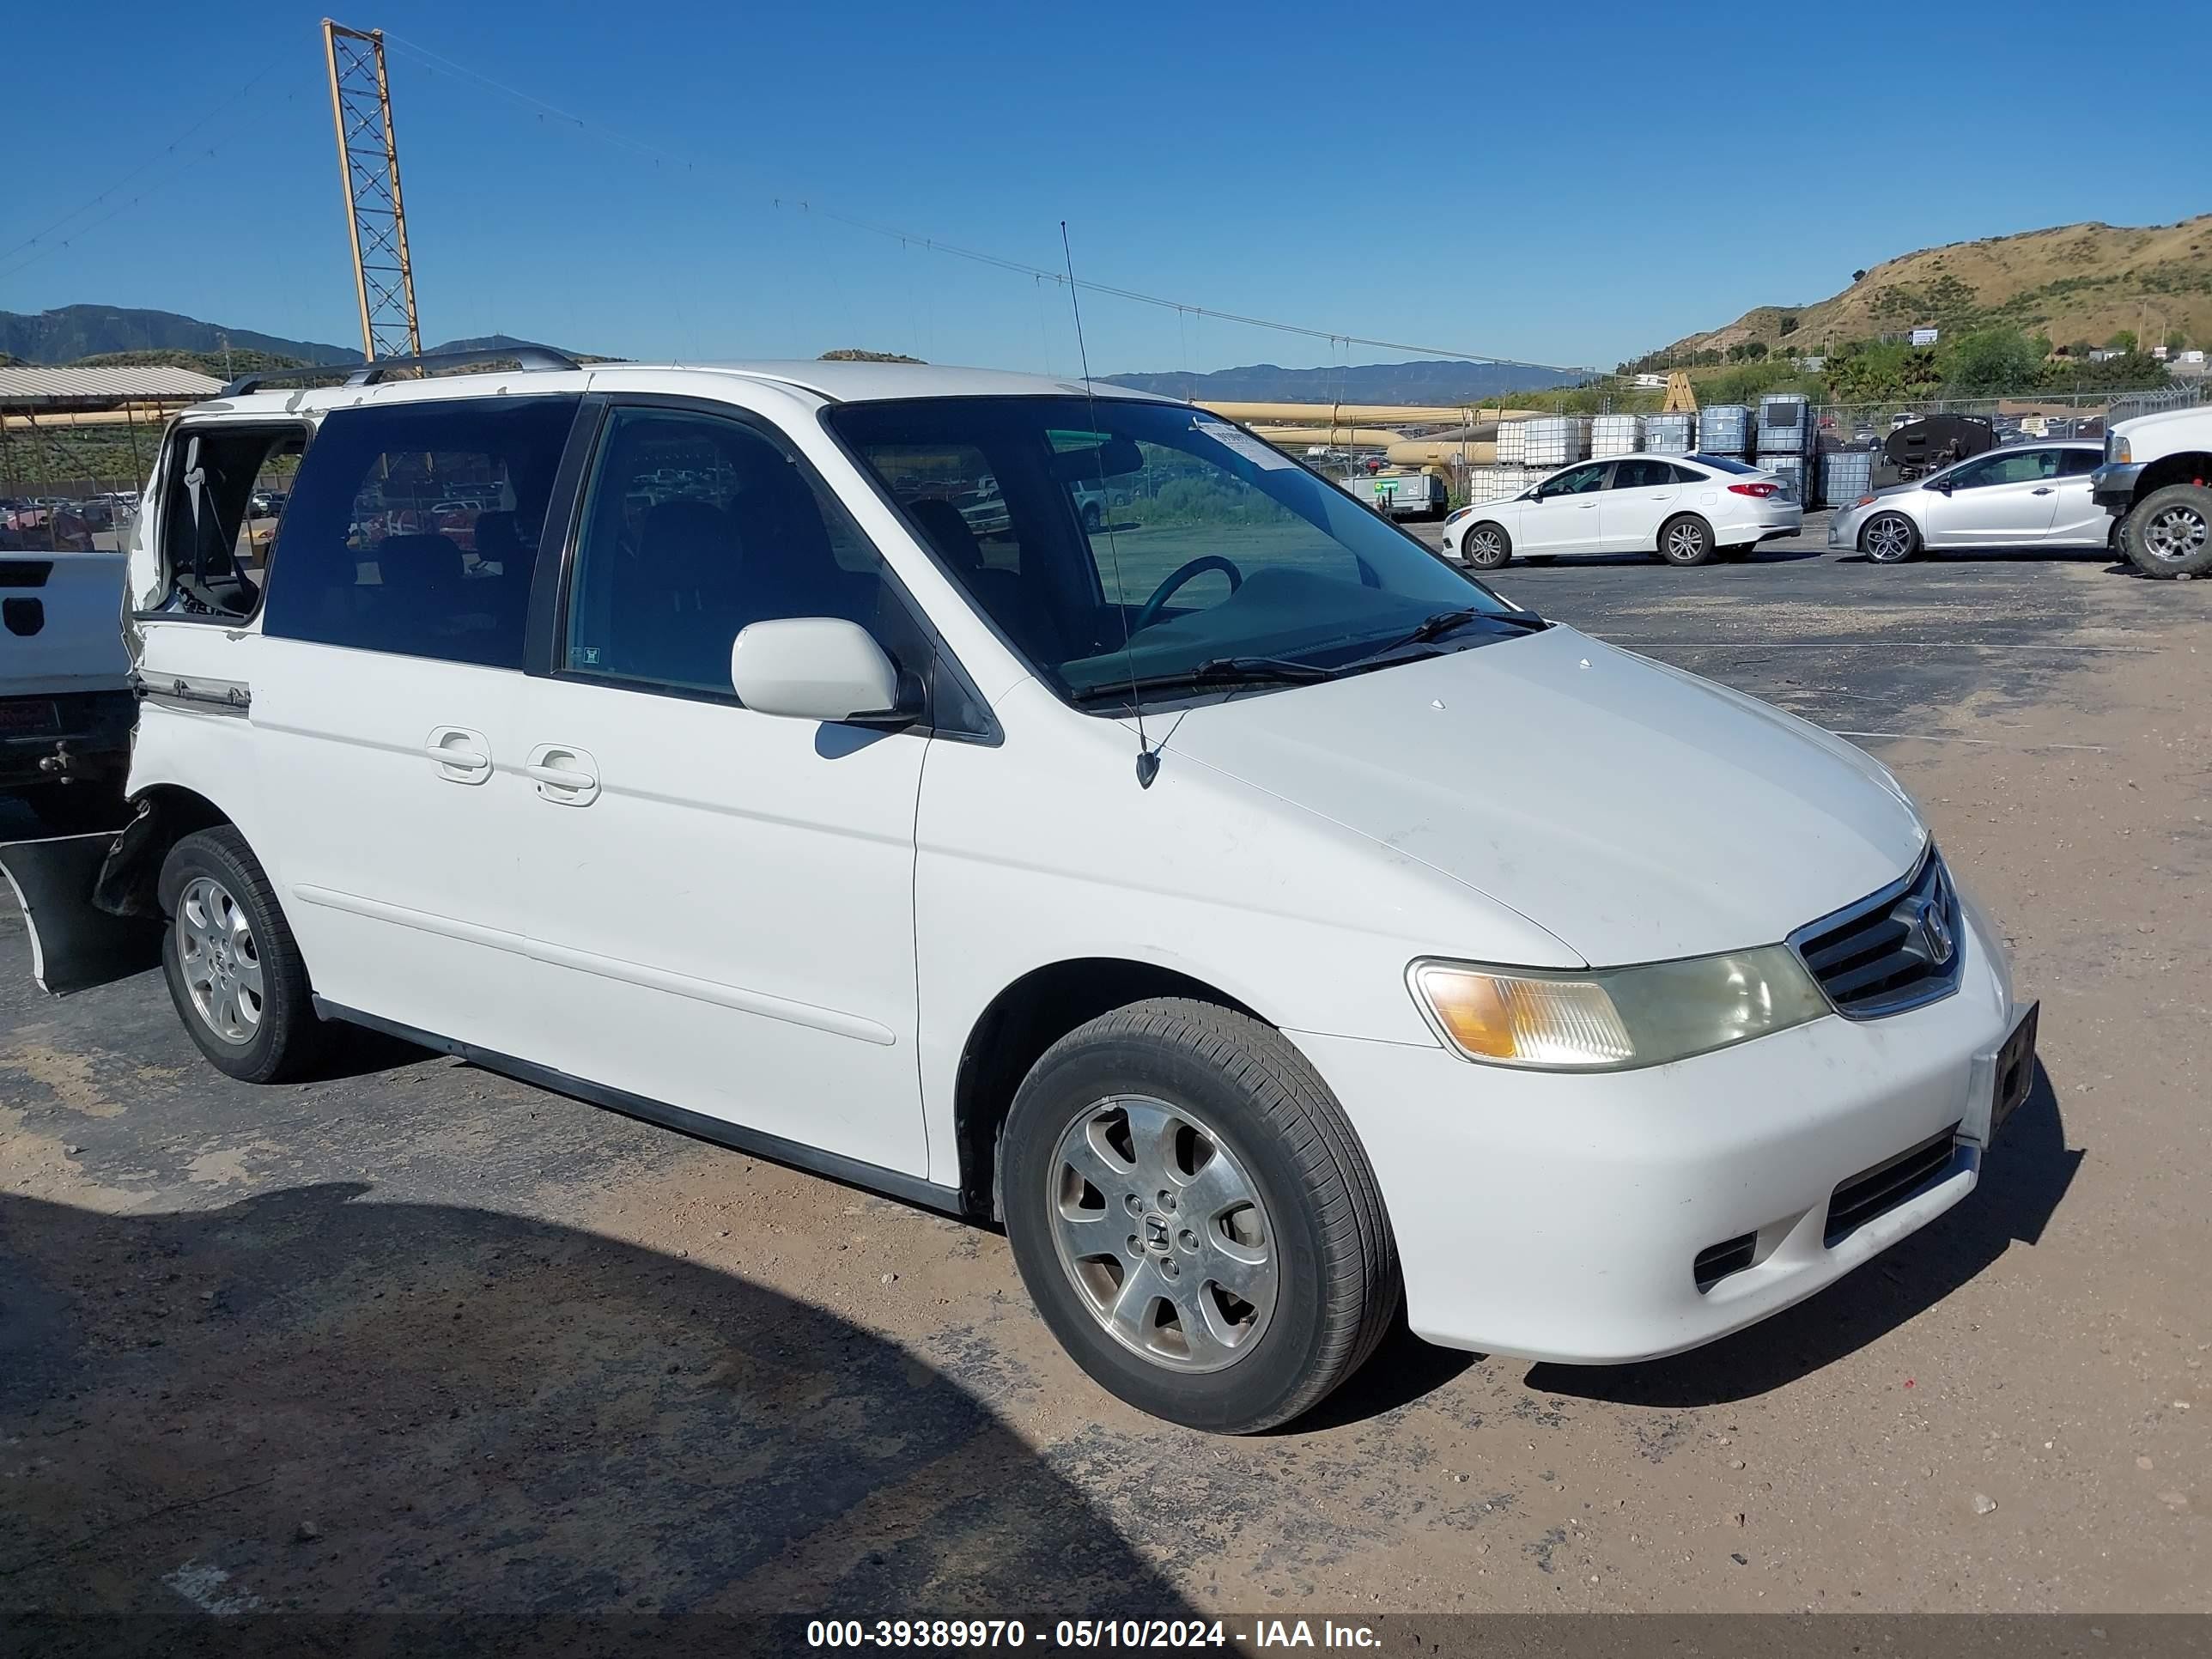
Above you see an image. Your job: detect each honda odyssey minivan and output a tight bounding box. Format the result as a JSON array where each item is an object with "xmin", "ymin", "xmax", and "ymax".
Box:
[{"xmin": 15, "ymin": 349, "xmax": 2038, "ymax": 1431}]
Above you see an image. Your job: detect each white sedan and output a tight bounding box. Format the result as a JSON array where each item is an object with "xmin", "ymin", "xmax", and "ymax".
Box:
[{"xmin": 1444, "ymin": 453, "xmax": 1804, "ymax": 569}]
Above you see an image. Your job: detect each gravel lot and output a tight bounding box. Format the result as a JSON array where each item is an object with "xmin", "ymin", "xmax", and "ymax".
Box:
[{"xmin": 3, "ymin": 517, "xmax": 2207, "ymax": 1627}]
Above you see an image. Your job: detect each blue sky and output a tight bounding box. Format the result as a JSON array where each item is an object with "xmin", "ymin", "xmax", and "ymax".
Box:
[{"xmin": 6, "ymin": 0, "xmax": 2207, "ymax": 377}]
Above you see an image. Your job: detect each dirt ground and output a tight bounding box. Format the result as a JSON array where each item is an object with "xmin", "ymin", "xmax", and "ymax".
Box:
[{"xmin": 3, "ymin": 526, "xmax": 2206, "ymax": 1636}]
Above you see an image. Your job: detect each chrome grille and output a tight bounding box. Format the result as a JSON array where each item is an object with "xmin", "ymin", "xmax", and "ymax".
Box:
[{"xmin": 1790, "ymin": 848, "xmax": 1964, "ymax": 1018}]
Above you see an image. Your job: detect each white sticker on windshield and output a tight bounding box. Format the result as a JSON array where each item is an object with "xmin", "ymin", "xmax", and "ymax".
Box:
[{"xmin": 1194, "ymin": 419, "xmax": 1297, "ymax": 471}]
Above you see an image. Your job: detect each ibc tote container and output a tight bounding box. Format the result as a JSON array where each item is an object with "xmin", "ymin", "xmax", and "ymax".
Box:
[
  {"xmin": 1760, "ymin": 454, "xmax": 1807, "ymax": 501},
  {"xmin": 1757, "ymin": 395, "xmax": 1811, "ymax": 454},
  {"xmin": 1591, "ymin": 414, "xmax": 1644, "ymax": 457},
  {"xmin": 1699, "ymin": 404, "xmax": 1751, "ymax": 454},
  {"xmin": 1496, "ymin": 420, "xmax": 1528, "ymax": 465},
  {"xmin": 1646, "ymin": 411, "xmax": 1697, "ymax": 453},
  {"xmin": 1523, "ymin": 416, "xmax": 1591, "ymax": 469},
  {"xmin": 1466, "ymin": 467, "xmax": 1515, "ymax": 503},
  {"xmin": 1822, "ymin": 449, "xmax": 1875, "ymax": 507}
]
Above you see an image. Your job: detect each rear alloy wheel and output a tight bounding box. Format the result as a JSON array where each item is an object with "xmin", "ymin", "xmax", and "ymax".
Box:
[
  {"xmin": 1862, "ymin": 512, "xmax": 1921, "ymax": 564},
  {"xmin": 159, "ymin": 827, "xmax": 327, "ymax": 1082},
  {"xmin": 1001, "ymin": 998, "xmax": 1399, "ymax": 1433},
  {"xmin": 1460, "ymin": 521, "xmax": 1511, "ymax": 569},
  {"xmin": 1658, "ymin": 514, "xmax": 1717, "ymax": 567},
  {"xmin": 2123, "ymin": 483, "xmax": 2212, "ymax": 579}
]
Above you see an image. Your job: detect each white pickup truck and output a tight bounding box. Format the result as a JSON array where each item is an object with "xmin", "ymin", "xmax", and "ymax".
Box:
[
  {"xmin": 2092, "ymin": 404, "xmax": 2212, "ymax": 578},
  {"xmin": 1, "ymin": 547, "xmax": 135, "ymax": 830}
]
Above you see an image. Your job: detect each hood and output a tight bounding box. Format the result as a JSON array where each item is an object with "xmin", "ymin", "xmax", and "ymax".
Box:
[
  {"xmin": 2115, "ymin": 404, "xmax": 2203, "ymax": 441},
  {"xmin": 1161, "ymin": 626, "xmax": 1927, "ymax": 965}
]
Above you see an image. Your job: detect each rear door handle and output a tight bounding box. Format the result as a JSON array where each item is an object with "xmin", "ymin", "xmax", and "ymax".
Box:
[
  {"xmin": 525, "ymin": 744, "xmax": 600, "ymax": 805},
  {"xmin": 425, "ymin": 726, "xmax": 492, "ymax": 785},
  {"xmin": 2032, "ymin": 487, "xmax": 2054, "ymax": 495}
]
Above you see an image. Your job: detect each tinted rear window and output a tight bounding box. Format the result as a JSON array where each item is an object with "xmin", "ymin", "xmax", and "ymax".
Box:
[
  {"xmin": 263, "ymin": 397, "xmax": 579, "ymax": 668},
  {"xmin": 1686, "ymin": 453, "xmax": 1759, "ymax": 475}
]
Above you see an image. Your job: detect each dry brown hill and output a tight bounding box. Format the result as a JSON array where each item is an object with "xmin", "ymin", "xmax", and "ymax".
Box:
[{"xmin": 1656, "ymin": 216, "xmax": 2212, "ymax": 358}]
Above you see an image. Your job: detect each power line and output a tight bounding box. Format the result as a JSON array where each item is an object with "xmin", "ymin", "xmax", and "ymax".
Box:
[
  {"xmin": 0, "ymin": 55, "xmax": 290, "ymax": 270},
  {"xmin": 379, "ymin": 31, "xmax": 1595, "ymax": 376}
]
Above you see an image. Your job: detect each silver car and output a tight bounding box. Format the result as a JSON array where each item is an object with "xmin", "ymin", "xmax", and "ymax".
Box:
[{"xmin": 1827, "ymin": 441, "xmax": 2118, "ymax": 563}]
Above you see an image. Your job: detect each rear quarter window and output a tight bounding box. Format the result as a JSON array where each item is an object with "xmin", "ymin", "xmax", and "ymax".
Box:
[{"xmin": 261, "ymin": 397, "xmax": 580, "ymax": 668}]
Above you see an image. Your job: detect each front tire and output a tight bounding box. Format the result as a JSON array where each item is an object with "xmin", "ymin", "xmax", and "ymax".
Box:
[
  {"xmin": 1000, "ymin": 998, "xmax": 1400, "ymax": 1433},
  {"xmin": 1460, "ymin": 521, "xmax": 1512, "ymax": 569},
  {"xmin": 1862, "ymin": 511, "xmax": 1921, "ymax": 564},
  {"xmin": 159, "ymin": 826, "xmax": 326, "ymax": 1083},
  {"xmin": 2123, "ymin": 483, "xmax": 2212, "ymax": 578},
  {"xmin": 1658, "ymin": 514, "xmax": 1717, "ymax": 567}
]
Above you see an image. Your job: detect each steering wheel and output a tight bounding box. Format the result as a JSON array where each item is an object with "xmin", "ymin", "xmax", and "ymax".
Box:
[{"xmin": 1132, "ymin": 556, "xmax": 1243, "ymax": 633}]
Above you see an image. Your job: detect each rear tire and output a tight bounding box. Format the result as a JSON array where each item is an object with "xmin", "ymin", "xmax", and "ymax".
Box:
[
  {"xmin": 1658, "ymin": 514, "xmax": 1717, "ymax": 567},
  {"xmin": 2123, "ymin": 483, "xmax": 2212, "ymax": 578},
  {"xmin": 1459, "ymin": 521, "xmax": 1512, "ymax": 569},
  {"xmin": 1081, "ymin": 501, "xmax": 1103, "ymax": 533},
  {"xmin": 1000, "ymin": 998, "xmax": 1400, "ymax": 1433},
  {"xmin": 158, "ymin": 827, "xmax": 326, "ymax": 1083},
  {"xmin": 1862, "ymin": 511, "xmax": 1921, "ymax": 564}
]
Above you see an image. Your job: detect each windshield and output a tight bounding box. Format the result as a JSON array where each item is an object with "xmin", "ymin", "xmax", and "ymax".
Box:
[{"xmin": 828, "ymin": 396, "xmax": 1521, "ymax": 706}]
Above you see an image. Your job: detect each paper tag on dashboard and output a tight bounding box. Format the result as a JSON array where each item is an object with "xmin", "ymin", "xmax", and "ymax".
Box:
[{"xmin": 1194, "ymin": 420, "xmax": 1297, "ymax": 471}]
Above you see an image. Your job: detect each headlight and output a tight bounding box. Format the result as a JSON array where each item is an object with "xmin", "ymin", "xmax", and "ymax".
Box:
[
  {"xmin": 1408, "ymin": 947, "xmax": 1830, "ymax": 1071},
  {"xmin": 1444, "ymin": 507, "xmax": 1474, "ymax": 526},
  {"xmin": 2107, "ymin": 434, "xmax": 2130, "ymax": 465}
]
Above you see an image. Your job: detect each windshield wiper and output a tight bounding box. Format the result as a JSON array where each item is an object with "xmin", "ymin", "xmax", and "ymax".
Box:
[
  {"xmin": 1333, "ymin": 605, "xmax": 1547, "ymax": 672},
  {"xmin": 1070, "ymin": 655, "xmax": 1332, "ymax": 703}
]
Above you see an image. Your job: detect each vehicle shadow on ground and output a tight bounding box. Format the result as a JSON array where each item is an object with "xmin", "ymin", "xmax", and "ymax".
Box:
[
  {"xmin": 1525, "ymin": 1057, "xmax": 2079, "ymax": 1408},
  {"xmin": 1833, "ymin": 550, "xmax": 2132, "ymax": 569},
  {"xmin": 0, "ymin": 1184, "xmax": 1197, "ymax": 1643},
  {"xmin": 1514, "ymin": 549, "xmax": 1826, "ymax": 568}
]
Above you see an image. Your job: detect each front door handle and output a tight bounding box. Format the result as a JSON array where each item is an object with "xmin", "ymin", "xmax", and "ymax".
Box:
[
  {"xmin": 425, "ymin": 726, "xmax": 492, "ymax": 786},
  {"xmin": 525, "ymin": 744, "xmax": 600, "ymax": 805}
]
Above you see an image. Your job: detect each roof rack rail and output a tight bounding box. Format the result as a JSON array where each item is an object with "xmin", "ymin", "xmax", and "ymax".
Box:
[{"xmin": 218, "ymin": 343, "xmax": 581, "ymax": 399}]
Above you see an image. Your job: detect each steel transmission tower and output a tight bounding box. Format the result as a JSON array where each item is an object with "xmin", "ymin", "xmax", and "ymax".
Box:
[{"xmin": 321, "ymin": 20, "xmax": 422, "ymax": 362}]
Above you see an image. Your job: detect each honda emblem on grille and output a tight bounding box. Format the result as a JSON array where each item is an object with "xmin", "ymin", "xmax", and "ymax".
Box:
[{"xmin": 1911, "ymin": 890, "xmax": 1955, "ymax": 967}]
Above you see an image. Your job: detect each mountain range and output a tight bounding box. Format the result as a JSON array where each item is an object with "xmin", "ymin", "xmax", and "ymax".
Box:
[
  {"xmin": 3, "ymin": 304, "xmax": 1589, "ymax": 404},
  {"xmin": 1100, "ymin": 358, "xmax": 1589, "ymax": 404}
]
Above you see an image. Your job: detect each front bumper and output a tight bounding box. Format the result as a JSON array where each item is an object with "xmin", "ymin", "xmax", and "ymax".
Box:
[
  {"xmin": 1294, "ymin": 909, "xmax": 2016, "ymax": 1364},
  {"xmin": 2090, "ymin": 461, "xmax": 2143, "ymax": 515}
]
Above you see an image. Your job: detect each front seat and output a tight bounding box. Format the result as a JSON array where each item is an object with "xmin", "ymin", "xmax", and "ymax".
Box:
[
  {"xmin": 614, "ymin": 499, "xmax": 742, "ymax": 687},
  {"xmin": 903, "ymin": 496, "xmax": 1065, "ymax": 664}
]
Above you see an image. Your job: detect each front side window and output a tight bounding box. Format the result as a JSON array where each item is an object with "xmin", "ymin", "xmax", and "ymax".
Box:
[
  {"xmin": 263, "ymin": 397, "xmax": 578, "ymax": 667},
  {"xmin": 563, "ymin": 407, "xmax": 899, "ymax": 697},
  {"xmin": 830, "ymin": 397, "xmax": 1520, "ymax": 708},
  {"xmin": 1540, "ymin": 463, "xmax": 1609, "ymax": 497}
]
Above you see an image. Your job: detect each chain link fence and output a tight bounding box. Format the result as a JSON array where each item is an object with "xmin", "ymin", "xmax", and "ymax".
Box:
[{"xmin": 1, "ymin": 416, "xmax": 295, "ymax": 556}]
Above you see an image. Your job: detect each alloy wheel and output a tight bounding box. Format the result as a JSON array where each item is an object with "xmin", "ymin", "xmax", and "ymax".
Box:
[
  {"xmin": 1464, "ymin": 526, "xmax": 1506, "ymax": 564},
  {"xmin": 1047, "ymin": 1095, "xmax": 1279, "ymax": 1373},
  {"xmin": 2141, "ymin": 502, "xmax": 2208, "ymax": 564},
  {"xmin": 1664, "ymin": 520, "xmax": 1708, "ymax": 562},
  {"xmin": 1864, "ymin": 514, "xmax": 1916, "ymax": 562},
  {"xmin": 175, "ymin": 875, "xmax": 264, "ymax": 1043}
]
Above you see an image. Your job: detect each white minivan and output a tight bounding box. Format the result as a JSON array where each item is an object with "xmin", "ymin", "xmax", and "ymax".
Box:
[{"xmin": 11, "ymin": 351, "xmax": 2037, "ymax": 1432}]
